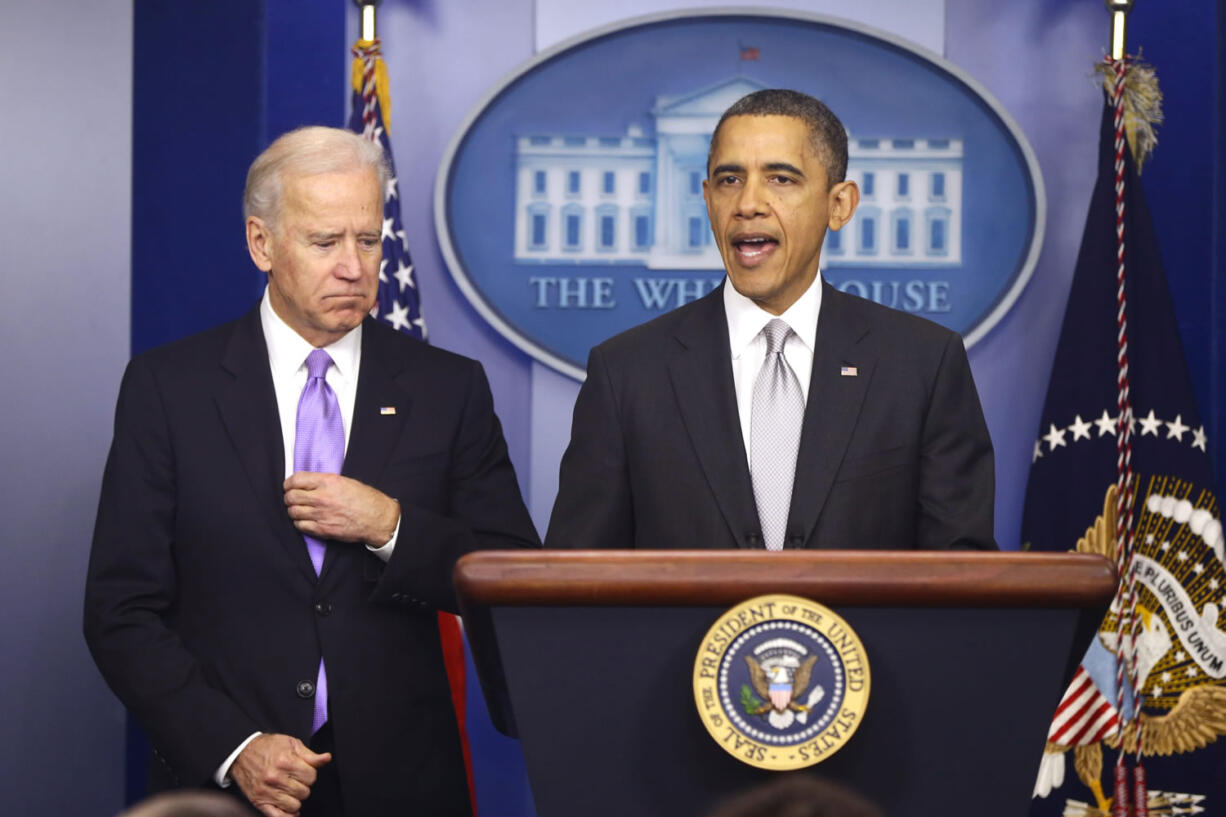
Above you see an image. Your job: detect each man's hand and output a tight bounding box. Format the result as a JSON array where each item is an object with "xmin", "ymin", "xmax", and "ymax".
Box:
[
  {"xmin": 230, "ymin": 733, "xmax": 331, "ymax": 817},
  {"xmin": 284, "ymin": 472, "xmax": 399, "ymax": 545}
]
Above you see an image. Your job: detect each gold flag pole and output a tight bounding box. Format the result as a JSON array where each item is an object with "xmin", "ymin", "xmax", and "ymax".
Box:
[
  {"xmin": 1106, "ymin": 0, "xmax": 1133, "ymax": 61},
  {"xmin": 355, "ymin": 0, "xmax": 378, "ymax": 42},
  {"xmin": 351, "ymin": 1, "xmax": 390, "ymax": 132}
]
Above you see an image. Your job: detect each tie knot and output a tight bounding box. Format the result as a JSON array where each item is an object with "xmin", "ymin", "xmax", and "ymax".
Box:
[
  {"xmin": 305, "ymin": 349, "xmax": 333, "ymax": 380},
  {"xmin": 762, "ymin": 319, "xmax": 792, "ymax": 355}
]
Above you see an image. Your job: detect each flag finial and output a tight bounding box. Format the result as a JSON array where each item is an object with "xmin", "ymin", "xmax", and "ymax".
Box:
[
  {"xmin": 1106, "ymin": 0, "xmax": 1133, "ymax": 61},
  {"xmin": 354, "ymin": 0, "xmax": 378, "ymax": 41}
]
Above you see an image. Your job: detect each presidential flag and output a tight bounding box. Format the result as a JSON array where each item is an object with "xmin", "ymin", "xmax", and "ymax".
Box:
[{"xmin": 1024, "ymin": 59, "xmax": 1225, "ymax": 817}]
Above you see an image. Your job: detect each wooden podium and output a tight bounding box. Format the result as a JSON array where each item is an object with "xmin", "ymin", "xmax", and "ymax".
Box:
[{"xmin": 455, "ymin": 551, "xmax": 1115, "ymax": 817}]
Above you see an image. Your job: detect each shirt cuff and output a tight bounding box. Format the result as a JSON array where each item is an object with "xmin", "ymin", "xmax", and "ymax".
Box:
[
  {"xmin": 365, "ymin": 508, "xmax": 401, "ymax": 563},
  {"xmin": 215, "ymin": 732, "xmax": 262, "ymax": 788}
]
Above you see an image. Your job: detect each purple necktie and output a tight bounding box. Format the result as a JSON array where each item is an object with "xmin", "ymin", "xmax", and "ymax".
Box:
[{"xmin": 294, "ymin": 348, "xmax": 344, "ymax": 733}]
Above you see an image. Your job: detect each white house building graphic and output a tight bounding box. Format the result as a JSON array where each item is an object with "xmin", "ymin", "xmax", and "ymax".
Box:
[{"xmin": 513, "ymin": 78, "xmax": 963, "ymax": 269}]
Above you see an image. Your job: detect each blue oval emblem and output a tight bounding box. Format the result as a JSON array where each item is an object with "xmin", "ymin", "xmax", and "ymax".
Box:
[{"xmin": 436, "ymin": 10, "xmax": 1044, "ymax": 379}]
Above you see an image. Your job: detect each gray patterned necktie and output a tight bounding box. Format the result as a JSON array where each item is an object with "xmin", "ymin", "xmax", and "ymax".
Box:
[{"xmin": 750, "ymin": 319, "xmax": 805, "ymax": 551}]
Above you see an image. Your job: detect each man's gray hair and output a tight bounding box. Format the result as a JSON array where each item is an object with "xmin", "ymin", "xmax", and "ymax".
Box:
[
  {"xmin": 707, "ymin": 89, "xmax": 849, "ymax": 187},
  {"xmin": 243, "ymin": 126, "xmax": 389, "ymax": 229}
]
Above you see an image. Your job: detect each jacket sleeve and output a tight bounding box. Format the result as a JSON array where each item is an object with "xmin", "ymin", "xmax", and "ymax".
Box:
[
  {"xmin": 544, "ymin": 345, "xmax": 636, "ymax": 549},
  {"xmin": 367, "ymin": 359, "xmax": 540, "ymax": 613},
  {"xmin": 83, "ymin": 356, "xmax": 260, "ymax": 787},
  {"xmin": 914, "ymin": 332, "xmax": 998, "ymax": 550}
]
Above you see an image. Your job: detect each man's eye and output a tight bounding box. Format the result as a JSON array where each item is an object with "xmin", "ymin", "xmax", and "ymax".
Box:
[
  {"xmin": 315, "ymin": 241, "xmax": 336, "ymax": 249},
  {"xmin": 360, "ymin": 239, "xmax": 380, "ymax": 249},
  {"xmin": 717, "ymin": 176, "xmax": 740, "ymax": 186}
]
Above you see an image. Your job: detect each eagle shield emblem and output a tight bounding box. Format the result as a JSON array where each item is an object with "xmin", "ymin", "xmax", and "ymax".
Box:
[{"xmin": 743, "ymin": 639, "xmax": 825, "ymax": 729}]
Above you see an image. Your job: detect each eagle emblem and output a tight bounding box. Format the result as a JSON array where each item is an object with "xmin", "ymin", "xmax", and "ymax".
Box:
[
  {"xmin": 1034, "ymin": 483, "xmax": 1226, "ymax": 815},
  {"xmin": 742, "ymin": 638, "xmax": 826, "ymax": 729}
]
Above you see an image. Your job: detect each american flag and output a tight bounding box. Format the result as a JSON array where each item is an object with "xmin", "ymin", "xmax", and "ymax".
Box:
[
  {"xmin": 349, "ymin": 36, "xmax": 476, "ymax": 809},
  {"xmin": 349, "ymin": 39, "xmax": 427, "ymax": 341}
]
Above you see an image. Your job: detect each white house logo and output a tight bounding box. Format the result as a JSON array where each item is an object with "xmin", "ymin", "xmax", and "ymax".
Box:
[{"xmin": 436, "ymin": 10, "xmax": 1044, "ymax": 380}]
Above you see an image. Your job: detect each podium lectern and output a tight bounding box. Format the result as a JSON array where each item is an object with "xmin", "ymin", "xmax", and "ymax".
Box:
[{"xmin": 455, "ymin": 550, "xmax": 1115, "ymax": 817}]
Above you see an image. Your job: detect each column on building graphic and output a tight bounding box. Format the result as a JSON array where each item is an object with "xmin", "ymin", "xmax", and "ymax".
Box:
[
  {"xmin": 647, "ymin": 77, "xmax": 765, "ymax": 270},
  {"xmin": 513, "ymin": 128, "xmax": 655, "ymax": 263},
  {"xmin": 829, "ymin": 137, "xmax": 963, "ymax": 267}
]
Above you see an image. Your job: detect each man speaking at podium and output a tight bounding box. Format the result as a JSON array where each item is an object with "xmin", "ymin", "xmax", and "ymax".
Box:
[
  {"xmin": 85, "ymin": 127, "xmax": 539, "ymax": 816},
  {"xmin": 546, "ymin": 90, "xmax": 996, "ymax": 553}
]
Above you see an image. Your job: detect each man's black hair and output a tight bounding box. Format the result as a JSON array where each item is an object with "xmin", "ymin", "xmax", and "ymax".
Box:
[{"xmin": 707, "ymin": 89, "xmax": 849, "ymax": 187}]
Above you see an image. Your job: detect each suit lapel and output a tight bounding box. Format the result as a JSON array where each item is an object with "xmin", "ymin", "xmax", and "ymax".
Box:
[
  {"xmin": 215, "ymin": 308, "xmax": 319, "ymax": 584},
  {"xmin": 668, "ymin": 287, "xmax": 761, "ymax": 548},
  {"xmin": 788, "ymin": 283, "xmax": 874, "ymax": 548},
  {"xmin": 332, "ymin": 320, "xmax": 413, "ymax": 574}
]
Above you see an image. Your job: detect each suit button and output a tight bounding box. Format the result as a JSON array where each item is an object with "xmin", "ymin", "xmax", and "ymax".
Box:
[
  {"xmin": 746, "ymin": 533, "xmax": 764, "ymax": 547},
  {"xmin": 296, "ymin": 680, "xmax": 315, "ymax": 698},
  {"xmin": 786, "ymin": 535, "xmax": 804, "ymax": 547},
  {"xmin": 314, "ymin": 602, "xmax": 333, "ymax": 617}
]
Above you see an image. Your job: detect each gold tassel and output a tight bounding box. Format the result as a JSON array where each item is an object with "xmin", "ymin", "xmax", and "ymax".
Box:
[
  {"xmin": 351, "ymin": 40, "xmax": 394, "ymax": 135},
  {"xmin": 375, "ymin": 58, "xmax": 392, "ymax": 133},
  {"xmin": 1095, "ymin": 56, "xmax": 1164, "ymax": 173}
]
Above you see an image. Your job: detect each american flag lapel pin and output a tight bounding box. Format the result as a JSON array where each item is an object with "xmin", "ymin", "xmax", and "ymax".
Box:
[
  {"xmin": 841, "ymin": 365, "xmax": 858, "ymax": 377},
  {"xmin": 380, "ymin": 406, "xmax": 397, "ymax": 415}
]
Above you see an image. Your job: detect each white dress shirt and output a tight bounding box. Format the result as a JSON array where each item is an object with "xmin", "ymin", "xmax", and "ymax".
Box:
[{"xmin": 724, "ymin": 271, "xmax": 823, "ymax": 465}]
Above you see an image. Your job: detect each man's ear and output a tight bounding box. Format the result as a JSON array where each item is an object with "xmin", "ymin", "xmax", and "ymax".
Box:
[
  {"xmin": 827, "ymin": 180, "xmax": 860, "ymax": 230},
  {"xmin": 246, "ymin": 217, "xmax": 275, "ymax": 273}
]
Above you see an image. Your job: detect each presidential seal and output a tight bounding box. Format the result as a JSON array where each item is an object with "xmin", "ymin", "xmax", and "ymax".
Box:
[{"xmin": 693, "ymin": 594, "xmax": 870, "ymax": 770}]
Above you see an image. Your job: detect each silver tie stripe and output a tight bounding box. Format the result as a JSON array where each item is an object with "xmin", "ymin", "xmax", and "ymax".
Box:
[{"xmin": 750, "ymin": 319, "xmax": 805, "ymax": 551}]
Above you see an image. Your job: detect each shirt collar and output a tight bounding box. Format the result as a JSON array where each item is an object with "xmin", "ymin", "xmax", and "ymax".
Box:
[
  {"xmin": 723, "ymin": 270, "xmax": 824, "ymax": 360},
  {"xmin": 259, "ymin": 285, "xmax": 362, "ymax": 380}
]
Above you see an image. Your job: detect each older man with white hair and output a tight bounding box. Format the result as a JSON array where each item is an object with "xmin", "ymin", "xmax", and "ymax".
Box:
[{"xmin": 86, "ymin": 126, "xmax": 539, "ymax": 817}]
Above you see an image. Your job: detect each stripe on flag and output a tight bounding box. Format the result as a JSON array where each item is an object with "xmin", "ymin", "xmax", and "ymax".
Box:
[{"xmin": 1047, "ymin": 668, "xmax": 1121, "ymax": 746}]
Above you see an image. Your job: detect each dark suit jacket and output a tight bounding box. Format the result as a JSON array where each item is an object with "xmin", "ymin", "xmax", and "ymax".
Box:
[
  {"xmin": 545, "ymin": 281, "xmax": 995, "ymax": 551},
  {"xmin": 84, "ymin": 307, "xmax": 540, "ymax": 816}
]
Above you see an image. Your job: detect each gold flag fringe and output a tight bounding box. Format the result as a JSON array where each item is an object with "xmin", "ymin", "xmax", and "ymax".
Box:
[{"xmin": 1095, "ymin": 56, "xmax": 1163, "ymax": 173}]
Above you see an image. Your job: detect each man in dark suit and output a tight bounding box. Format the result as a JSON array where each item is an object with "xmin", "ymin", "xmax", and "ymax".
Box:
[
  {"xmin": 85, "ymin": 127, "xmax": 540, "ymax": 817},
  {"xmin": 546, "ymin": 89, "xmax": 995, "ymax": 552}
]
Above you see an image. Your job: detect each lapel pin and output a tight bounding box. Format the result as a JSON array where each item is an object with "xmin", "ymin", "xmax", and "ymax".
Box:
[
  {"xmin": 380, "ymin": 406, "xmax": 397, "ymax": 415},
  {"xmin": 841, "ymin": 366, "xmax": 858, "ymax": 377}
]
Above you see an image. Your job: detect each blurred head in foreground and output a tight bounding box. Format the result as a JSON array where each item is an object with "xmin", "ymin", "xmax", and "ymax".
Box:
[
  {"xmin": 706, "ymin": 774, "xmax": 885, "ymax": 817},
  {"xmin": 119, "ymin": 791, "xmax": 252, "ymax": 817}
]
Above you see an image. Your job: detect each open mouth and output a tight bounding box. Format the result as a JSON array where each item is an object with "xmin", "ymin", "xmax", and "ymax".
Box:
[{"xmin": 732, "ymin": 235, "xmax": 779, "ymax": 265}]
